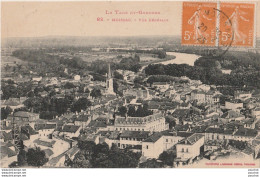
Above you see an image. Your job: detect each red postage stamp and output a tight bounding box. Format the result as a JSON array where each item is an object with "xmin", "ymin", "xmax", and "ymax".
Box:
[
  {"xmin": 219, "ymin": 3, "xmax": 255, "ymax": 47},
  {"xmin": 182, "ymin": 2, "xmax": 217, "ymax": 46}
]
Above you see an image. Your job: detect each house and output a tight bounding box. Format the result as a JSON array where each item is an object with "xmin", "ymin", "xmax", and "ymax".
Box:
[
  {"xmin": 36, "ymin": 124, "xmax": 56, "ymax": 139},
  {"xmin": 243, "ymin": 118, "xmax": 257, "ymax": 129},
  {"xmin": 60, "ymin": 125, "xmax": 81, "ymax": 138},
  {"xmin": 38, "ymin": 91, "xmax": 49, "ymax": 97},
  {"xmin": 234, "ymin": 91, "xmax": 252, "ymax": 100},
  {"xmin": 6, "ymin": 111, "xmax": 40, "ymax": 127},
  {"xmin": 142, "ymin": 132, "xmax": 164, "ymax": 159},
  {"xmin": 32, "ymin": 138, "xmax": 71, "ymax": 157},
  {"xmin": 32, "ymin": 76, "xmax": 42, "ymax": 82},
  {"xmin": 205, "ymin": 127, "xmax": 234, "ymax": 141},
  {"xmin": 191, "ymin": 90, "xmax": 206, "ymax": 104},
  {"xmin": 119, "ymin": 131, "xmax": 149, "ymax": 150},
  {"xmin": 1, "ymin": 98, "xmax": 24, "ymax": 111},
  {"xmin": 142, "ymin": 131, "xmax": 184, "ymax": 159},
  {"xmin": 45, "ymin": 146, "xmax": 80, "ymax": 167},
  {"xmin": 74, "ymin": 115, "xmax": 90, "ymax": 128},
  {"xmin": 21, "ymin": 125, "xmax": 39, "ymax": 144},
  {"xmin": 79, "ymin": 134, "xmax": 100, "ymax": 144},
  {"xmin": 252, "ymin": 107, "xmax": 260, "ymax": 119},
  {"xmin": 218, "ymin": 110, "xmax": 244, "ymax": 123},
  {"xmin": 152, "ymin": 82, "xmax": 170, "ymax": 91},
  {"xmin": 225, "ymin": 100, "xmax": 243, "ymax": 112},
  {"xmin": 233, "ymin": 128, "xmax": 258, "ymax": 143},
  {"xmin": 175, "ymin": 133, "xmax": 204, "ymax": 166},
  {"xmin": 100, "ymin": 131, "xmax": 120, "ymax": 148}
]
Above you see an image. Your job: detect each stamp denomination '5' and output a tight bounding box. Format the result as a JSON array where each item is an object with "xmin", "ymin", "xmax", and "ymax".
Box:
[
  {"xmin": 182, "ymin": 2, "xmax": 217, "ymax": 46},
  {"xmin": 219, "ymin": 3, "xmax": 255, "ymax": 47}
]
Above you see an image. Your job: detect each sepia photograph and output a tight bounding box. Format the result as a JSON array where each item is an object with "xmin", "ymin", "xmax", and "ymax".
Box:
[{"xmin": 1, "ymin": 0, "xmax": 260, "ymax": 174}]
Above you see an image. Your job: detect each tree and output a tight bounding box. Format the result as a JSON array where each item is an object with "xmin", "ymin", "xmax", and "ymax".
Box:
[
  {"xmin": 71, "ymin": 98, "xmax": 91, "ymax": 113},
  {"xmin": 26, "ymin": 147, "xmax": 48, "ymax": 167},
  {"xmin": 64, "ymin": 82, "xmax": 76, "ymax": 89},
  {"xmin": 40, "ymin": 111, "xmax": 57, "ymax": 120},
  {"xmin": 76, "ymin": 141, "xmax": 141, "ymax": 168},
  {"xmin": 90, "ymin": 88, "xmax": 102, "ymax": 99},
  {"xmin": 139, "ymin": 159, "xmax": 163, "ymax": 168},
  {"xmin": 158, "ymin": 151, "xmax": 176, "ymax": 166},
  {"xmin": 113, "ymin": 79, "xmax": 119, "ymax": 94},
  {"xmin": 17, "ymin": 150, "xmax": 27, "ymax": 166},
  {"xmin": 127, "ymin": 106, "xmax": 136, "ymax": 117},
  {"xmin": 71, "ymin": 151, "xmax": 92, "ymax": 168},
  {"xmin": 114, "ymin": 71, "xmax": 124, "ymax": 80},
  {"xmin": 1, "ymin": 106, "xmax": 12, "ymax": 120},
  {"xmin": 28, "ymin": 91, "xmax": 35, "ymax": 98},
  {"xmin": 118, "ymin": 106, "xmax": 127, "ymax": 117},
  {"xmin": 54, "ymin": 98, "xmax": 70, "ymax": 115},
  {"xmin": 165, "ymin": 116, "xmax": 176, "ymax": 129},
  {"xmin": 77, "ymin": 140, "xmax": 96, "ymax": 153}
]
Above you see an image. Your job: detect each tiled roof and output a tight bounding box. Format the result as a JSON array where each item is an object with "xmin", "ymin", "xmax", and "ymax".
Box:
[
  {"xmin": 179, "ymin": 133, "xmax": 204, "ymax": 145},
  {"xmin": 115, "ymin": 113, "xmax": 163, "ymax": 125},
  {"xmin": 75, "ymin": 115, "xmax": 89, "ymax": 122},
  {"xmin": 143, "ymin": 132, "xmax": 163, "ymax": 143},
  {"xmin": 234, "ymin": 128, "xmax": 258, "ymax": 137},
  {"xmin": 2, "ymin": 99, "xmax": 22, "ymax": 106},
  {"xmin": 33, "ymin": 139, "xmax": 56, "ymax": 148},
  {"xmin": 205, "ymin": 127, "xmax": 224, "ymax": 134},
  {"xmin": 174, "ymin": 124, "xmax": 190, "ymax": 132},
  {"xmin": 62, "ymin": 125, "xmax": 80, "ymax": 133},
  {"xmin": 43, "ymin": 149, "xmax": 54, "ymax": 158},
  {"xmin": 14, "ymin": 111, "xmax": 39, "ymax": 118},
  {"xmin": 172, "ymin": 109, "xmax": 190, "ymax": 118},
  {"xmin": 79, "ymin": 134, "xmax": 98, "ymax": 142},
  {"xmin": 0, "ymin": 146, "xmax": 17, "ymax": 159},
  {"xmin": 88, "ymin": 121, "xmax": 107, "ymax": 128},
  {"xmin": 120, "ymin": 131, "xmax": 149, "ymax": 139},
  {"xmin": 221, "ymin": 110, "xmax": 243, "ymax": 119},
  {"xmin": 35, "ymin": 124, "xmax": 56, "ymax": 130},
  {"xmin": 2, "ymin": 132, "xmax": 12, "ymax": 142},
  {"xmin": 21, "ymin": 125, "xmax": 37, "ymax": 135}
]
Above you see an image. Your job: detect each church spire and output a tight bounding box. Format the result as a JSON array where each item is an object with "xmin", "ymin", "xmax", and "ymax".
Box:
[
  {"xmin": 108, "ymin": 63, "xmax": 111, "ymax": 79},
  {"xmin": 106, "ymin": 63, "xmax": 116, "ymax": 95}
]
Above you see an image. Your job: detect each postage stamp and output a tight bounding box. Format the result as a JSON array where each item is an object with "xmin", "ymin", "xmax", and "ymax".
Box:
[
  {"xmin": 182, "ymin": 2, "xmax": 217, "ymax": 46},
  {"xmin": 182, "ymin": 2, "xmax": 256, "ymax": 48},
  {"xmin": 219, "ymin": 3, "xmax": 255, "ymax": 47}
]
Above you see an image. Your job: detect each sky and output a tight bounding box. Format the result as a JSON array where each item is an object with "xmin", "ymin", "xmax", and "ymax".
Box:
[{"xmin": 1, "ymin": 1, "xmax": 259, "ymax": 38}]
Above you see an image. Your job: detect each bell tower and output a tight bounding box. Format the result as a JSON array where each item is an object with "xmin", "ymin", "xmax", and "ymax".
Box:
[{"xmin": 106, "ymin": 63, "xmax": 116, "ymax": 95}]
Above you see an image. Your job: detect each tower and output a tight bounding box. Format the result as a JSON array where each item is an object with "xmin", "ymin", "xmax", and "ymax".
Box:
[{"xmin": 106, "ymin": 63, "xmax": 116, "ymax": 95}]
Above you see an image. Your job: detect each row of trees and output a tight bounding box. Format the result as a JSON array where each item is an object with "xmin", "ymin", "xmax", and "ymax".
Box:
[
  {"xmin": 145, "ymin": 63, "xmax": 260, "ymax": 88},
  {"xmin": 65, "ymin": 141, "xmax": 141, "ymax": 168},
  {"xmin": 24, "ymin": 96, "xmax": 92, "ymax": 120},
  {"xmin": 118, "ymin": 104, "xmax": 153, "ymax": 117}
]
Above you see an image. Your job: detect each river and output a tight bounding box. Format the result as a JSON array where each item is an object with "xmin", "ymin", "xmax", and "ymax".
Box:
[
  {"xmin": 160, "ymin": 52, "xmax": 201, "ymax": 66},
  {"xmin": 140, "ymin": 52, "xmax": 201, "ymax": 72}
]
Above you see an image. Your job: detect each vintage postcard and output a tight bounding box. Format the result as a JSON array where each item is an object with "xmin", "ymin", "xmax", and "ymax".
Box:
[{"xmin": 1, "ymin": 0, "xmax": 260, "ymax": 170}]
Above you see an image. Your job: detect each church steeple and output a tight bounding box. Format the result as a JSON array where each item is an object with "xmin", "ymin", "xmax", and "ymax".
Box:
[
  {"xmin": 108, "ymin": 63, "xmax": 112, "ymax": 79},
  {"xmin": 106, "ymin": 63, "xmax": 116, "ymax": 95}
]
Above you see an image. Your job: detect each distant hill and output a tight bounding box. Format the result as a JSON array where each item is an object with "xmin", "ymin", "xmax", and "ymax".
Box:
[{"xmin": 1, "ymin": 35, "xmax": 181, "ymax": 48}]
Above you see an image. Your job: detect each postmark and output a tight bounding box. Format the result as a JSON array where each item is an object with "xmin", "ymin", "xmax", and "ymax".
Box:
[{"xmin": 219, "ymin": 2, "xmax": 255, "ymax": 47}]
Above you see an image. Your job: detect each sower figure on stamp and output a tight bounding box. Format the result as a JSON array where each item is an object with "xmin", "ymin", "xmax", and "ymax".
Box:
[
  {"xmin": 226, "ymin": 6, "xmax": 249, "ymax": 45},
  {"xmin": 188, "ymin": 5, "xmax": 212, "ymax": 43}
]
